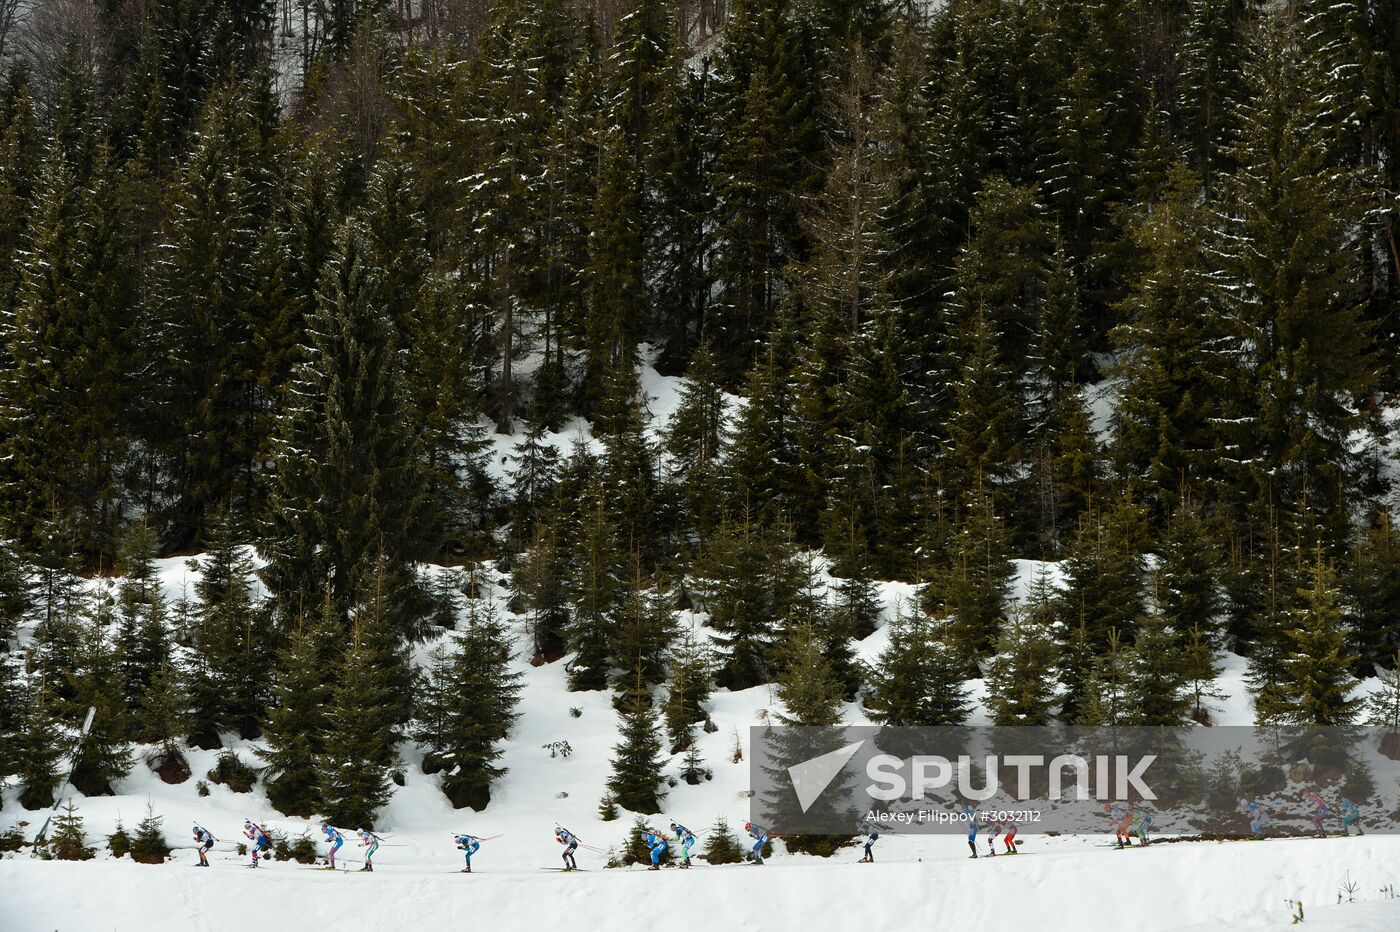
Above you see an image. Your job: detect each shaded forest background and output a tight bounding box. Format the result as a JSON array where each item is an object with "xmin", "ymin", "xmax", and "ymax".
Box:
[{"xmin": 2, "ymin": 0, "xmax": 1400, "ymax": 825}]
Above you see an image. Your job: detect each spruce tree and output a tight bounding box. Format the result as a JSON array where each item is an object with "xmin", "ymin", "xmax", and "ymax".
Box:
[
  {"xmin": 414, "ymin": 598, "xmax": 523, "ymax": 810},
  {"xmin": 49, "ymin": 800, "xmax": 93, "ymax": 860},
  {"xmin": 137, "ymin": 660, "xmax": 189, "ymax": 780},
  {"xmin": 188, "ymin": 508, "xmax": 269, "ymax": 743},
  {"xmin": 607, "ymin": 677, "xmax": 666, "ymax": 815},
  {"xmin": 1213, "ymin": 13, "xmax": 1373, "ymax": 543},
  {"xmin": 690, "ymin": 513, "xmax": 789, "ymax": 689},
  {"xmin": 662, "ymin": 630, "xmax": 714, "ymax": 749},
  {"xmin": 1126, "ymin": 606, "xmax": 1192, "ymax": 726},
  {"xmin": 865, "ymin": 608, "xmax": 969, "ymax": 727},
  {"xmin": 2, "ymin": 138, "xmax": 134, "ymax": 560},
  {"xmin": 68, "ymin": 593, "xmax": 133, "ymax": 797},
  {"xmin": 611, "ymin": 567, "xmax": 679, "ymax": 693},
  {"xmin": 514, "ymin": 498, "xmax": 572, "ymax": 663},
  {"xmin": 261, "ymin": 217, "xmax": 432, "ymax": 640},
  {"xmin": 926, "ymin": 487, "xmax": 1015, "ymax": 662},
  {"xmin": 15, "ymin": 683, "xmax": 63, "ymax": 810},
  {"xmin": 567, "ymin": 477, "xmax": 626, "ymax": 690},
  {"xmin": 130, "ymin": 802, "xmax": 171, "ymax": 864},
  {"xmin": 985, "ymin": 578, "xmax": 1062, "ymax": 726},
  {"xmin": 257, "ymin": 602, "xmax": 337, "ymax": 817},
  {"xmin": 663, "ymin": 339, "xmax": 728, "ymax": 541},
  {"xmin": 1366, "ymin": 652, "xmax": 1400, "ymax": 750},
  {"xmin": 1276, "ymin": 553, "xmax": 1359, "ymax": 727},
  {"xmin": 319, "ymin": 621, "xmax": 401, "ymax": 829},
  {"xmin": 1345, "ymin": 513, "xmax": 1400, "ymax": 676}
]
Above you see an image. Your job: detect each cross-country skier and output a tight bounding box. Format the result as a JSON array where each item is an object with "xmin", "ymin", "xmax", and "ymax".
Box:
[
  {"xmin": 960, "ymin": 804, "xmax": 980, "ymax": 858},
  {"xmin": 641, "ymin": 829, "xmax": 669, "ymax": 870},
  {"xmin": 1105, "ymin": 803, "xmax": 1132, "ymax": 848},
  {"xmin": 857, "ymin": 818, "xmax": 880, "ymax": 863},
  {"xmin": 984, "ymin": 815, "xmax": 1003, "ymax": 856},
  {"xmin": 454, "ymin": 834, "xmax": 482, "ymax": 873},
  {"xmin": 1130, "ymin": 807, "xmax": 1152, "ymax": 846},
  {"xmin": 356, "ymin": 828, "xmax": 380, "ymax": 872},
  {"xmin": 243, "ymin": 820, "xmax": 271, "ymax": 868},
  {"xmin": 670, "ymin": 822, "xmax": 696, "ymax": 868},
  {"xmin": 1002, "ymin": 814, "xmax": 1019, "ymax": 854},
  {"xmin": 1242, "ymin": 800, "xmax": 1269, "ymax": 838},
  {"xmin": 743, "ymin": 822, "xmax": 769, "ymax": 865},
  {"xmin": 555, "ymin": 826, "xmax": 580, "ymax": 870},
  {"xmin": 322, "ymin": 824, "xmax": 344, "ymax": 869},
  {"xmin": 192, "ymin": 824, "xmax": 217, "ymax": 867},
  {"xmin": 1340, "ymin": 799, "xmax": 1364, "ymax": 836},
  {"xmin": 1303, "ymin": 791, "xmax": 1328, "ymax": 837}
]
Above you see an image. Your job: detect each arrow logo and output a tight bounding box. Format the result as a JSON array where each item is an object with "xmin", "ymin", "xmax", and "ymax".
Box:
[{"xmin": 788, "ymin": 740, "xmax": 865, "ymax": 813}]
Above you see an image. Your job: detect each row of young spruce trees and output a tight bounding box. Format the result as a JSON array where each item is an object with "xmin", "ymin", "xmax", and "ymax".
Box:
[{"xmin": 2, "ymin": 0, "xmax": 1400, "ymax": 831}]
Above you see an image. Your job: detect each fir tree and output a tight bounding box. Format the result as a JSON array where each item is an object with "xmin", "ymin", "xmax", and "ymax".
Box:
[
  {"xmin": 926, "ymin": 487, "xmax": 1015, "ymax": 662},
  {"xmin": 985, "ymin": 579, "xmax": 1062, "ymax": 726},
  {"xmin": 257, "ymin": 602, "xmax": 337, "ymax": 817},
  {"xmin": 1276, "ymin": 552, "xmax": 1359, "ymax": 727},
  {"xmin": 865, "ymin": 608, "xmax": 970, "ymax": 727},
  {"xmin": 319, "ymin": 621, "xmax": 401, "ymax": 829},
  {"xmin": 662, "ymin": 630, "xmax": 714, "ymax": 750},
  {"xmin": 261, "ymin": 217, "xmax": 433, "ymax": 641},
  {"xmin": 49, "ymin": 800, "xmax": 93, "ymax": 860},
  {"xmin": 414, "ymin": 598, "xmax": 523, "ymax": 810},
  {"xmin": 1345, "ymin": 513, "xmax": 1400, "ymax": 676},
  {"xmin": 690, "ymin": 514, "xmax": 791, "ymax": 689},
  {"xmin": 130, "ymin": 802, "xmax": 171, "ymax": 864},
  {"xmin": 607, "ymin": 677, "xmax": 666, "ymax": 815},
  {"xmin": 15, "ymin": 683, "xmax": 63, "ymax": 810},
  {"xmin": 567, "ymin": 477, "xmax": 627, "ymax": 690},
  {"xmin": 702, "ymin": 816, "xmax": 745, "ymax": 864}
]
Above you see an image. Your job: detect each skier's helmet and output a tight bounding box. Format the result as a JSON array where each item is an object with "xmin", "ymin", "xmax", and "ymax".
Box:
[{"xmin": 744, "ymin": 822, "xmax": 752, "ymax": 831}]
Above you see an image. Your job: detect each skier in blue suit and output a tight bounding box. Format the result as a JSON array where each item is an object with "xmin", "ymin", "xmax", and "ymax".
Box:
[
  {"xmin": 744, "ymin": 822, "xmax": 769, "ymax": 865},
  {"xmin": 670, "ymin": 822, "xmax": 696, "ymax": 869},
  {"xmin": 322, "ymin": 825, "xmax": 344, "ymax": 869},
  {"xmin": 641, "ymin": 829, "xmax": 669, "ymax": 870},
  {"xmin": 454, "ymin": 834, "xmax": 482, "ymax": 872}
]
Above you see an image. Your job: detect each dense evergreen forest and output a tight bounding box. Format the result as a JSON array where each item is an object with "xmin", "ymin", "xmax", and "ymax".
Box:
[{"xmin": 2, "ymin": 0, "xmax": 1400, "ymax": 826}]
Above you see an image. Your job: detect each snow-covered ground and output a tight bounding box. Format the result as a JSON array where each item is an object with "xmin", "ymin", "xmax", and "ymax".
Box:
[{"xmin": 3, "ymin": 355, "xmax": 1400, "ymax": 931}]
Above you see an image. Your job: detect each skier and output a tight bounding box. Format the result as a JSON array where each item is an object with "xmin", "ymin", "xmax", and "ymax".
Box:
[
  {"xmin": 1130, "ymin": 807, "xmax": 1152, "ymax": 846},
  {"xmin": 1303, "ymin": 791, "xmax": 1328, "ymax": 837},
  {"xmin": 857, "ymin": 818, "xmax": 880, "ymax": 863},
  {"xmin": 670, "ymin": 822, "xmax": 696, "ymax": 868},
  {"xmin": 1340, "ymin": 798, "xmax": 1364, "ymax": 836},
  {"xmin": 1001, "ymin": 813, "xmax": 1019, "ymax": 854},
  {"xmin": 322, "ymin": 824, "xmax": 344, "ymax": 869},
  {"xmin": 192, "ymin": 823, "xmax": 217, "ymax": 867},
  {"xmin": 960, "ymin": 804, "xmax": 980, "ymax": 858},
  {"xmin": 356, "ymin": 827, "xmax": 381, "ymax": 872},
  {"xmin": 1105, "ymin": 803, "xmax": 1132, "ymax": 848},
  {"xmin": 985, "ymin": 815, "xmax": 1002, "ymax": 856},
  {"xmin": 743, "ymin": 822, "xmax": 769, "ymax": 865},
  {"xmin": 640, "ymin": 828, "xmax": 669, "ymax": 870},
  {"xmin": 243, "ymin": 820, "xmax": 271, "ymax": 868},
  {"xmin": 555, "ymin": 826, "xmax": 580, "ymax": 871},
  {"xmin": 454, "ymin": 834, "xmax": 482, "ymax": 873},
  {"xmin": 1243, "ymin": 800, "xmax": 1270, "ymax": 838}
]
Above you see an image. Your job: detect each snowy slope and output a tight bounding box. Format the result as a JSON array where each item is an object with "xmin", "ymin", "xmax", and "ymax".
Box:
[{"xmin": 4, "ymin": 356, "xmax": 1400, "ymax": 931}]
